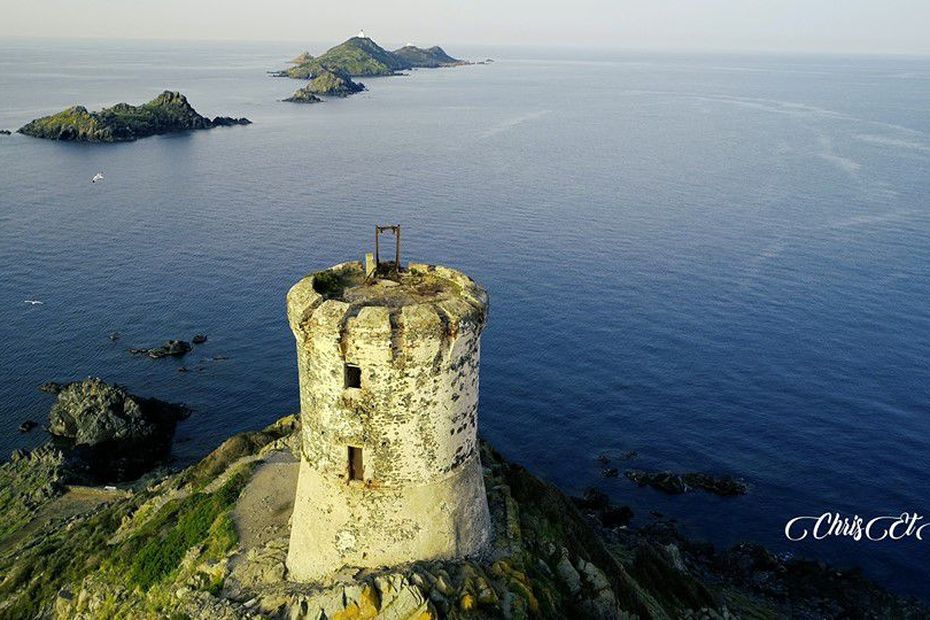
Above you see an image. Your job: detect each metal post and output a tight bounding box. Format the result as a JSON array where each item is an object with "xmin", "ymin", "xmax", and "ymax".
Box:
[{"xmin": 374, "ymin": 225, "xmax": 401, "ymax": 274}]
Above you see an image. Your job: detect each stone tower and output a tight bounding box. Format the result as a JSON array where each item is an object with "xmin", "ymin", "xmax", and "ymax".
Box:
[{"xmin": 285, "ymin": 249, "xmax": 492, "ymax": 582}]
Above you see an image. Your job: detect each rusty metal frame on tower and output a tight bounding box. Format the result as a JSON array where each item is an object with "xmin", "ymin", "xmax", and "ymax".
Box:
[{"xmin": 375, "ymin": 225, "xmax": 401, "ymax": 273}]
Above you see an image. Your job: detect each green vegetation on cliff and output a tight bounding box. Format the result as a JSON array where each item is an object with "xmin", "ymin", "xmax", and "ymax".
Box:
[{"xmin": 18, "ymin": 91, "xmax": 250, "ymax": 142}]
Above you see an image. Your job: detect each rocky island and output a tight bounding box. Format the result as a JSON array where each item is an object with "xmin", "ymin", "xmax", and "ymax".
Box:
[
  {"xmin": 17, "ymin": 91, "xmax": 251, "ymax": 143},
  {"xmin": 274, "ymin": 35, "xmax": 470, "ymax": 106},
  {"xmin": 284, "ymin": 69, "xmax": 366, "ymax": 103}
]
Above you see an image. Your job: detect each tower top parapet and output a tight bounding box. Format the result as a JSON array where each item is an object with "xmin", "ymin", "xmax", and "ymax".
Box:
[{"xmin": 287, "ymin": 261, "xmax": 488, "ymax": 342}]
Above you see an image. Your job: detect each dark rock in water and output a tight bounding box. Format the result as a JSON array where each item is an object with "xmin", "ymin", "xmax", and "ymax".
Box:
[
  {"xmin": 108, "ymin": 331, "xmax": 121, "ymax": 342},
  {"xmin": 38, "ymin": 381, "xmax": 64, "ymax": 394},
  {"xmin": 178, "ymin": 366, "xmax": 190, "ymax": 373},
  {"xmin": 18, "ymin": 91, "xmax": 250, "ymax": 143},
  {"xmin": 18, "ymin": 420, "xmax": 38, "ymax": 433},
  {"xmin": 600, "ymin": 505, "xmax": 634, "ymax": 528},
  {"xmin": 0, "ymin": 129, "xmax": 11, "ymax": 135},
  {"xmin": 130, "ymin": 339, "xmax": 192, "ymax": 359},
  {"xmin": 626, "ymin": 469, "xmax": 748, "ymax": 496},
  {"xmin": 47, "ymin": 378, "xmax": 189, "ymax": 481},
  {"xmin": 602, "ymin": 467, "xmax": 619, "ymax": 479},
  {"xmin": 576, "ymin": 487, "xmax": 610, "ymax": 510},
  {"xmin": 210, "ymin": 116, "xmax": 251, "ymax": 126},
  {"xmin": 191, "ymin": 334, "xmax": 208, "ymax": 344},
  {"xmin": 596, "ymin": 453, "xmax": 611, "ymax": 465}
]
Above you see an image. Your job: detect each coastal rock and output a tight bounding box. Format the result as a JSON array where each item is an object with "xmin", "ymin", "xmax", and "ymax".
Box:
[
  {"xmin": 38, "ymin": 381, "xmax": 64, "ymax": 394},
  {"xmin": 576, "ymin": 487, "xmax": 609, "ymax": 510},
  {"xmin": 18, "ymin": 91, "xmax": 249, "ymax": 143},
  {"xmin": 0, "ymin": 129, "xmax": 11, "ymax": 135},
  {"xmin": 626, "ymin": 470, "xmax": 748, "ymax": 496},
  {"xmin": 46, "ymin": 378, "xmax": 189, "ymax": 479},
  {"xmin": 192, "ymin": 334, "xmax": 208, "ymax": 344}
]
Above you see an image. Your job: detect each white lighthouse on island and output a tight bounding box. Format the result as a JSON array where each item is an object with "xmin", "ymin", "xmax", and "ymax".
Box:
[{"xmin": 357, "ymin": 29, "xmax": 368, "ymax": 39}]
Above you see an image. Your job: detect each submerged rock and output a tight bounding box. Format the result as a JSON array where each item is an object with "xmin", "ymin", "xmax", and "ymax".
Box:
[
  {"xmin": 191, "ymin": 334, "xmax": 208, "ymax": 344},
  {"xmin": 626, "ymin": 469, "xmax": 748, "ymax": 496},
  {"xmin": 130, "ymin": 339, "xmax": 192, "ymax": 359},
  {"xmin": 18, "ymin": 420, "xmax": 38, "ymax": 433}
]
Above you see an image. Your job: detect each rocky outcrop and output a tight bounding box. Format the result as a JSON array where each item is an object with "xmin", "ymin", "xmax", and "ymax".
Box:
[
  {"xmin": 18, "ymin": 91, "xmax": 251, "ymax": 142},
  {"xmin": 46, "ymin": 378, "xmax": 189, "ymax": 480},
  {"xmin": 626, "ymin": 469, "xmax": 749, "ymax": 496}
]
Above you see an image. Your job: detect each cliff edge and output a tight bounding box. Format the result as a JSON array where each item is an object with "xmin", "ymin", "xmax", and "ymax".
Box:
[{"xmin": 0, "ymin": 416, "xmax": 923, "ymax": 619}]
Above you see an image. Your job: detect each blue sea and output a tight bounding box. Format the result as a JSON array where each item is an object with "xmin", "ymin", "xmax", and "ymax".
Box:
[{"xmin": 1, "ymin": 39, "xmax": 929, "ymax": 599}]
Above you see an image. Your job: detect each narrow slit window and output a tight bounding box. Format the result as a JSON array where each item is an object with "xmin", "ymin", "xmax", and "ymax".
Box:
[
  {"xmin": 344, "ymin": 364, "xmax": 362, "ymax": 389},
  {"xmin": 348, "ymin": 446, "xmax": 364, "ymax": 481}
]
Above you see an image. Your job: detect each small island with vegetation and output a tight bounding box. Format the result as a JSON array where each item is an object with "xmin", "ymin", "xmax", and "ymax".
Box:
[
  {"xmin": 284, "ymin": 69, "xmax": 366, "ymax": 103},
  {"xmin": 18, "ymin": 91, "xmax": 251, "ymax": 143},
  {"xmin": 276, "ymin": 35, "xmax": 472, "ymax": 106}
]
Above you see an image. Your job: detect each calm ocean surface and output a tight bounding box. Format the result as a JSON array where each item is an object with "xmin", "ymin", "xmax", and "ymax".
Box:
[{"xmin": 1, "ymin": 40, "xmax": 929, "ymax": 598}]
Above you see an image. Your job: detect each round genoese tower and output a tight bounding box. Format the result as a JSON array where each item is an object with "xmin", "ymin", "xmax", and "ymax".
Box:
[{"xmin": 285, "ymin": 233, "xmax": 491, "ymax": 582}]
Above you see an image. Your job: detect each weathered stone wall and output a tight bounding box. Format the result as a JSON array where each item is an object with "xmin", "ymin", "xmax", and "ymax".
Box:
[{"xmin": 286, "ymin": 262, "xmax": 492, "ymax": 582}]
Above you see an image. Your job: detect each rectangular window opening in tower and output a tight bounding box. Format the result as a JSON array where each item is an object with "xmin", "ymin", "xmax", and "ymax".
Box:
[
  {"xmin": 344, "ymin": 364, "xmax": 362, "ymax": 389},
  {"xmin": 348, "ymin": 446, "xmax": 364, "ymax": 481}
]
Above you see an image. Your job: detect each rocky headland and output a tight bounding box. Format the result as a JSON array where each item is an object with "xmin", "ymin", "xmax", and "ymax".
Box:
[
  {"xmin": 18, "ymin": 91, "xmax": 250, "ymax": 143},
  {"xmin": 0, "ymin": 410, "xmax": 923, "ymax": 619}
]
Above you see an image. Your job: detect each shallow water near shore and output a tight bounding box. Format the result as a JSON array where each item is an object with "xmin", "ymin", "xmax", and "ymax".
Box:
[{"xmin": 1, "ymin": 39, "xmax": 929, "ymax": 599}]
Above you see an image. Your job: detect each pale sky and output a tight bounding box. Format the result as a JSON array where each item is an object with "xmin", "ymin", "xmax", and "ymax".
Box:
[{"xmin": 2, "ymin": 0, "xmax": 928, "ymax": 55}]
